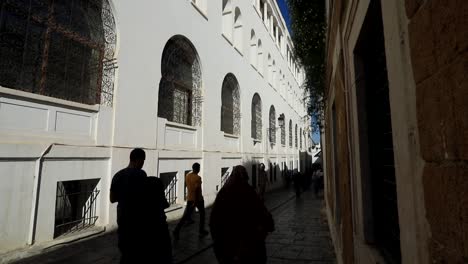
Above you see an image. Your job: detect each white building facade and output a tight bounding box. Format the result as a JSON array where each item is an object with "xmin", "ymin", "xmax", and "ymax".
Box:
[{"xmin": 0, "ymin": 0, "xmax": 310, "ymax": 255}]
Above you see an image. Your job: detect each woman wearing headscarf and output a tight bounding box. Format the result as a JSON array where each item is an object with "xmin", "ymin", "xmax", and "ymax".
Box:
[{"xmin": 210, "ymin": 165, "xmax": 275, "ymax": 264}]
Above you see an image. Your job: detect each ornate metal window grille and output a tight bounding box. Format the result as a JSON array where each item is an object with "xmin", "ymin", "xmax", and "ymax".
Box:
[
  {"xmin": 295, "ymin": 124, "xmax": 298, "ymax": 148},
  {"xmin": 54, "ymin": 179, "xmax": 100, "ymax": 238},
  {"xmin": 158, "ymin": 36, "xmax": 202, "ymax": 126},
  {"xmin": 251, "ymin": 93, "xmax": 262, "ymax": 140},
  {"xmin": 281, "ymin": 117, "xmax": 286, "ymax": 145},
  {"xmin": 100, "ymin": 2, "xmax": 117, "ymax": 107},
  {"xmin": 221, "ymin": 73, "xmax": 240, "ymax": 135},
  {"xmin": 269, "ymin": 105, "xmax": 276, "ymax": 144},
  {"xmin": 289, "ymin": 120, "xmax": 293, "ymax": 147},
  {"xmin": 0, "ymin": 0, "xmax": 116, "ymax": 106}
]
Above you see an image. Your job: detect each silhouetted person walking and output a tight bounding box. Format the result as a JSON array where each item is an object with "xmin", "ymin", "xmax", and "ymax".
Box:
[
  {"xmin": 110, "ymin": 148, "xmax": 148, "ymax": 264},
  {"xmin": 292, "ymin": 170, "xmax": 303, "ymax": 198},
  {"xmin": 257, "ymin": 163, "xmax": 268, "ymax": 201},
  {"xmin": 210, "ymin": 165, "xmax": 275, "ymax": 264},
  {"xmin": 142, "ymin": 177, "xmax": 173, "ymax": 263},
  {"xmin": 173, "ymin": 163, "xmax": 209, "ymax": 240},
  {"xmin": 313, "ymin": 165, "xmax": 324, "ymax": 198}
]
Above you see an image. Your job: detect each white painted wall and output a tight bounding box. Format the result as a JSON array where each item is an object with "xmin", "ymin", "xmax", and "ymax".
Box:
[{"xmin": 0, "ymin": 0, "xmax": 311, "ymax": 255}]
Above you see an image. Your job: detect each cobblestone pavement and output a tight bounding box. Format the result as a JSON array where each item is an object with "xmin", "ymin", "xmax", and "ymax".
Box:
[
  {"xmin": 184, "ymin": 190, "xmax": 336, "ymax": 264},
  {"xmin": 11, "ymin": 188, "xmax": 334, "ymax": 264}
]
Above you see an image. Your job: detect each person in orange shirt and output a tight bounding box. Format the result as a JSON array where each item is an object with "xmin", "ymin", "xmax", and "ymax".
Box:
[{"xmin": 173, "ymin": 162, "xmax": 209, "ymax": 240}]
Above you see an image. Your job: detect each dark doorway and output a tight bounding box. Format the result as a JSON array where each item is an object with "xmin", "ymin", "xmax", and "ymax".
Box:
[{"xmin": 354, "ymin": 0, "xmax": 401, "ymax": 262}]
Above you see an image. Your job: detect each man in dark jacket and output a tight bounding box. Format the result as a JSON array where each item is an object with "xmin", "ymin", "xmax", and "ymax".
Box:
[{"xmin": 110, "ymin": 148, "xmax": 147, "ymax": 263}]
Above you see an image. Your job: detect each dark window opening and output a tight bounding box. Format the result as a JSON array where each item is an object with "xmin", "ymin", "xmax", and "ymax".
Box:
[
  {"xmin": 221, "ymin": 73, "xmax": 240, "ymax": 135},
  {"xmin": 0, "ymin": 0, "xmax": 109, "ymax": 105},
  {"xmin": 160, "ymin": 172, "xmax": 177, "ymax": 205},
  {"xmin": 221, "ymin": 167, "xmax": 230, "ymax": 187},
  {"xmin": 54, "ymin": 179, "xmax": 100, "ymax": 238},
  {"xmin": 158, "ymin": 36, "xmax": 202, "ymax": 126},
  {"xmin": 251, "ymin": 93, "xmax": 262, "ymax": 140}
]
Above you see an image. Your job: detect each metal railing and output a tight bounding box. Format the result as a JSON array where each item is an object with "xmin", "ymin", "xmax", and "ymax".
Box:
[
  {"xmin": 221, "ymin": 172, "xmax": 231, "ymax": 187},
  {"xmin": 164, "ymin": 177, "xmax": 178, "ymax": 206}
]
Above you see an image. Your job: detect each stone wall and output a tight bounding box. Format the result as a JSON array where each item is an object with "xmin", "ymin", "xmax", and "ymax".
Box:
[
  {"xmin": 407, "ymin": 0, "xmax": 468, "ymax": 262},
  {"xmin": 324, "ymin": 0, "xmax": 355, "ymax": 261}
]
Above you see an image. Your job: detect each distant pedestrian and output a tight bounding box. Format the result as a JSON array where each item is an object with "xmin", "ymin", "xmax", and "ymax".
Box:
[
  {"xmin": 257, "ymin": 163, "xmax": 269, "ymax": 201},
  {"xmin": 173, "ymin": 162, "xmax": 209, "ymax": 240},
  {"xmin": 313, "ymin": 166, "xmax": 324, "ymax": 198},
  {"xmin": 110, "ymin": 148, "xmax": 148, "ymax": 264},
  {"xmin": 210, "ymin": 165, "xmax": 275, "ymax": 264},
  {"xmin": 142, "ymin": 177, "xmax": 172, "ymax": 263},
  {"xmin": 292, "ymin": 170, "xmax": 303, "ymax": 198}
]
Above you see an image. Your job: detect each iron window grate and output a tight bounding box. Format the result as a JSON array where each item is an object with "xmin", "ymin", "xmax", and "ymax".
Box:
[{"xmin": 54, "ymin": 179, "xmax": 100, "ymax": 238}]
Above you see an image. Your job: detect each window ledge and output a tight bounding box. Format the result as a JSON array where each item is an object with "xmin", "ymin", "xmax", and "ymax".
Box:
[
  {"xmin": 165, "ymin": 204, "xmax": 183, "ymax": 213},
  {"xmin": 166, "ymin": 121, "xmax": 197, "ymax": 131},
  {"xmin": 224, "ymin": 132, "xmax": 239, "ymax": 139},
  {"xmin": 0, "ymin": 86, "xmax": 100, "ymax": 112},
  {"xmin": 222, "ymin": 33, "xmax": 233, "ymax": 46},
  {"xmin": 253, "ymin": 138, "xmax": 262, "ymax": 145},
  {"xmin": 190, "ymin": 2, "xmax": 208, "ymax": 20}
]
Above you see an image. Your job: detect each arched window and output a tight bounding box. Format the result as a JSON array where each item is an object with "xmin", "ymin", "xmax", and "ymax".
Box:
[
  {"xmin": 233, "ymin": 8, "xmax": 243, "ymax": 53},
  {"xmin": 272, "ymin": 60, "xmax": 277, "ymax": 88},
  {"xmin": 281, "ymin": 115, "xmax": 286, "ymax": 145},
  {"xmin": 289, "ymin": 120, "xmax": 293, "ymax": 147},
  {"xmin": 281, "ymin": 74, "xmax": 286, "ymax": 96},
  {"xmin": 221, "ymin": 73, "xmax": 240, "ymax": 135},
  {"xmin": 269, "ymin": 105, "xmax": 276, "ymax": 144},
  {"xmin": 257, "ymin": 40, "xmax": 263, "ymax": 74},
  {"xmin": 158, "ymin": 36, "xmax": 202, "ymax": 126},
  {"xmin": 250, "ymin": 30, "xmax": 257, "ymax": 67},
  {"xmin": 222, "ymin": 0, "xmax": 233, "ymax": 41},
  {"xmin": 300, "ymin": 128, "xmax": 303, "ymax": 149},
  {"xmin": 295, "ymin": 124, "xmax": 298, "ymax": 148},
  {"xmin": 251, "ymin": 93, "xmax": 262, "ymax": 140},
  {"xmin": 267, "ymin": 54, "xmax": 272, "ymax": 84},
  {"xmin": 0, "ymin": 0, "xmax": 117, "ymax": 105}
]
